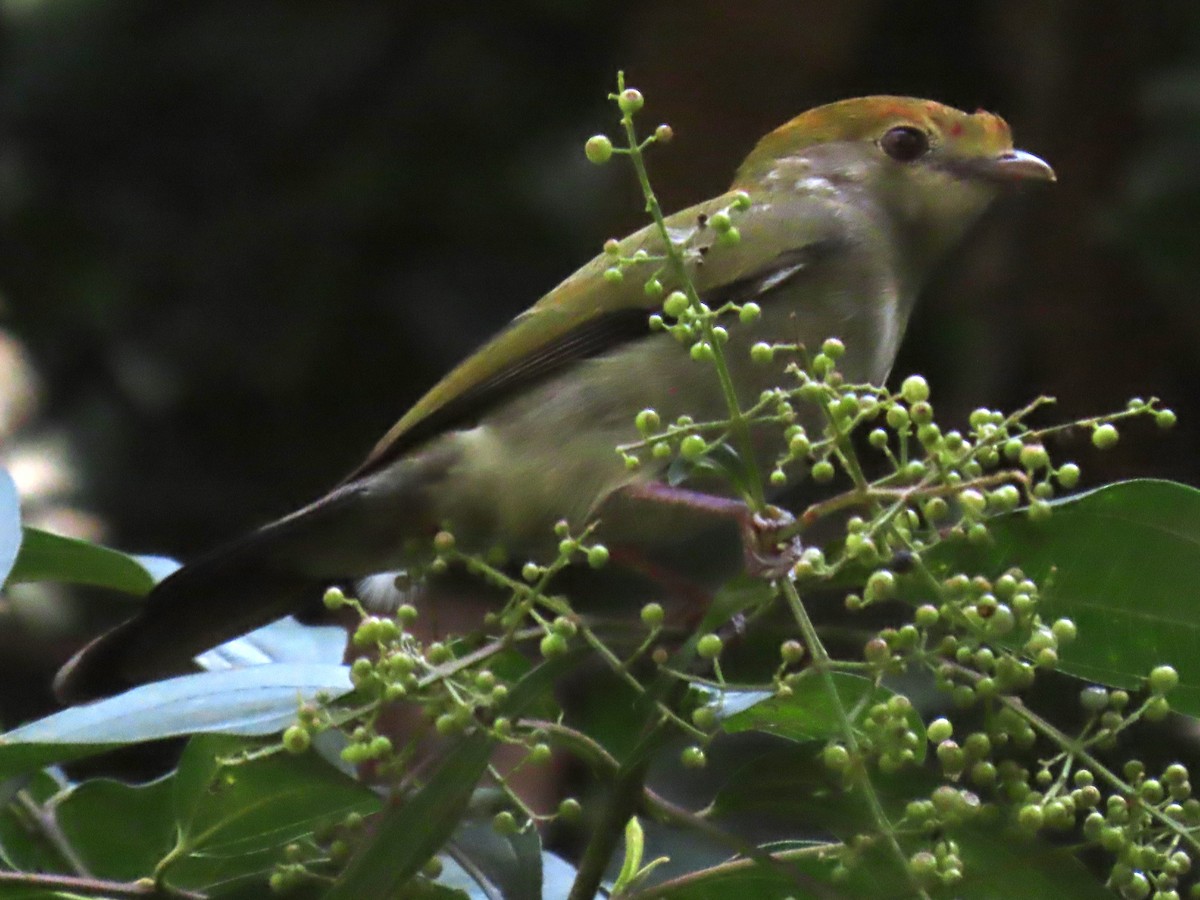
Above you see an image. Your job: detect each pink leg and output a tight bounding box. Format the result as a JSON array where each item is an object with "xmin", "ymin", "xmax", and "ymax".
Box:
[{"xmin": 615, "ymin": 482, "xmax": 801, "ymax": 579}]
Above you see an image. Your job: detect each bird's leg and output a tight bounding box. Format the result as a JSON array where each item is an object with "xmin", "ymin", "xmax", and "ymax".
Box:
[{"xmin": 614, "ymin": 481, "xmax": 802, "ymax": 579}]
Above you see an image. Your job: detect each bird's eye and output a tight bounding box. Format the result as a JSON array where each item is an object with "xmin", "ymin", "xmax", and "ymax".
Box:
[{"xmin": 880, "ymin": 126, "xmax": 930, "ymax": 162}]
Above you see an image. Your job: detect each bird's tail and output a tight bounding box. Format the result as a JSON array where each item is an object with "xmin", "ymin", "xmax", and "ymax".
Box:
[{"xmin": 52, "ymin": 540, "xmax": 320, "ymax": 704}]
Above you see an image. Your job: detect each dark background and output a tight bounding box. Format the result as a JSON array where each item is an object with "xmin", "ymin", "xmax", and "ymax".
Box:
[{"xmin": 2, "ymin": 1, "xmax": 1198, "ymax": 716}]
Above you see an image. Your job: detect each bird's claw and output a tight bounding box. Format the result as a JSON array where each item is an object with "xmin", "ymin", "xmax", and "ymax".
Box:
[{"xmin": 741, "ymin": 506, "xmax": 803, "ymax": 580}]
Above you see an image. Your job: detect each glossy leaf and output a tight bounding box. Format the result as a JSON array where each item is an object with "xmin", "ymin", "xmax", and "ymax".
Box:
[
  {"xmin": 163, "ymin": 734, "xmax": 380, "ymax": 891},
  {"xmin": 921, "ymin": 480, "xmax": 1200, "ymax": 716},
  {"xmin": 0, "ymin": 663, "xmax": 352, "ymax": 778},
  {"xmin": 721, "ymin": 672, "xmax": 926, "ymax": 761},
  {"xmin": 196, "ymin": 616, "xmax": 348, "ymax": 671},
  {"xmin": 326, "ymin": 654, "xmax": 576, "ymax": 899},
  {"xmin": 5, "ymin": 527, "xmax": 160, "ymax": 595},
  {"xmin": 55, "ymin": 776, "xmax": 174, "ymax": 881},
  {"xmin": 708, "ymin": 746, "xmax": 1113, "ymax": 898}
]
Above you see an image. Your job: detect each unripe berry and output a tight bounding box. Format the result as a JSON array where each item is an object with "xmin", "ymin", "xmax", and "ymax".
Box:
[
  {"xmin": 282, "ymin": 725, "xmax": 310, "ymax": 754},
  {"xmin": 641, "ymin": 602, "xmax": 664, "ymax": 628},
  {"xmin": 680, "ymin": 434, "xmax": 707, "ymax": 460},
  {"xmin": 617, "ymin": 88, "xmax": 644, "ymax": 114},
  {"xmin": 811, "ymin": 459, "xmax": 835, "ymax": 483},
  {"xmin": 697, "ymin": 633, "xmax": 723, "ymax": 660},
  {"xmin": 901, "ymin": 375, "xmax": 930, "ymax": 404},
  {"xmin": 663, "ymin": 290, "xmax": 689, "ymax": 318},
  {"xmin": 1091, "ymin": 423, "xmax": 1119, "ymax": 449},
  {"xmin": 584, "ymin": 135, "xmax": 613, "ymax": 164},
  {"xmin": 1150, "ymin": 664, "xmax": 1180, "ymax": 695}
]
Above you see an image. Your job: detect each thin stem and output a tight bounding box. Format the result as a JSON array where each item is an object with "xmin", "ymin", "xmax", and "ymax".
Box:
[
  {"xmin": 781, "ymin": 577, "xmax": 930, "ymax": 899},
  {"xmin": 615, "ymin": 72, "xmax": 765, "ymax": 510},
  {"xmin": 0, "ymin": 870, "xmax": 206, "ymax": 899}
]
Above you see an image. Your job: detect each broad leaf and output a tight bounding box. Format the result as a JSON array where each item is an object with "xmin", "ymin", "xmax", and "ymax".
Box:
[
  {"xmin": 55, "ymin": 776, "xmax": 175, "ymax": 881},
  {"xmin": 921, "ymin": 480, "xmax": 1200, "ymax": 716},
  {"xmin": 5, "ymin": 527, "xmax": 162, "ymax": 595},
  {"xmin": 163, "ymin": 734, "xmax": 380, "ymax": 892},
  {"xmin": 721, "ymin": 672, "xmax": 926, "ymax": 761},
  {"xmin": 326, "ymin": 654, "xmax": 576, "ymax": 899},
  {"xmin": 0, "ymin": 664, "xmax": 353, "ymax": 778}
]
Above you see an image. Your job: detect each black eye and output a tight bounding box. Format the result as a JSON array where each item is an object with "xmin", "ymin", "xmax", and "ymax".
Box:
[{"xmin": 880, "ymin": 126, "xmax": 930, "ymax": 162}]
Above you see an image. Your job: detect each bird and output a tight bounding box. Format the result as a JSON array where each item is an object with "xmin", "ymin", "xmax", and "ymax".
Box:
[{"xmin": 54, "ymin": 95, "xmax": 1054, "ymax": 703}]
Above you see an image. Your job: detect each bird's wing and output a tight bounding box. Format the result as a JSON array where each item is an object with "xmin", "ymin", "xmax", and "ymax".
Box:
[{"xmin": 344, "ymin": 189, "xmax": 846, "ymax": 482}]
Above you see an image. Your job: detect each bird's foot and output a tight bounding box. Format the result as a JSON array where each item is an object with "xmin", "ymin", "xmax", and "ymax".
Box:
[{"xmin": 740, "ymin": 505, "xmax": 803, "ymax": 580}]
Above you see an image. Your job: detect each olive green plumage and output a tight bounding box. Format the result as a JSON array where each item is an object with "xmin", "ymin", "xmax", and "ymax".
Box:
[{"xmin": 55, "ymin": 96, "xmax": 1053, "ymax": 702}]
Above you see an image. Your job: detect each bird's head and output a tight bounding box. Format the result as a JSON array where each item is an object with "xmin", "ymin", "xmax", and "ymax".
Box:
[{"xmin": 732, "ymin": 95, "xmax": 1055, "ymax": 269}]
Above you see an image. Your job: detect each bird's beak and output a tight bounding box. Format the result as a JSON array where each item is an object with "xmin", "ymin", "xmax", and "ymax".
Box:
[{"xmin": 988, "ymin": 149, "xmax": 1056, "ymax": 183}]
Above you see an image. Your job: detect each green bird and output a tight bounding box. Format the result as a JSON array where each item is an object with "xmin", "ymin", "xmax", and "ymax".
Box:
[{"xmin": 55, "ymin": 95, "xmax": 1054, "ymax": 703}]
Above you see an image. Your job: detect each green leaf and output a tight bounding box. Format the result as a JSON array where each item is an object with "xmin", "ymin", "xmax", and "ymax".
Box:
[
  {"xmin": 440, "ymin": 821, "xmax": 549, "ymax": 899},
  {"xmin": 923, "ymin": 479, "xmax": 1200, "ymax": 716},
  {"xmin": 163, "ymin": 734, "xmax": 380, "ymax": 892},
  {"xmin": 5, "ymin": 527, "xmax": 162, "ymax": 595},
  {"xmin": 197, "ymin": 616, "xmax": 348, "ymax": 671},
  {"xmin": 55, "ymin": 776, "xmax": 175, "ymax": 881},
  {"xmin": 0, "ymin": 469, "xmax": 19, "ymax": 587},
  {"xmin": 0, "ymin": 771, "xmax": 75, "ymax": 874},
  {"xmin": 0, "ymin": 664, "xmax": 353, "ymax": 777},
  {"xmin": 326, "ymin": 654, "xmax": 576, "ymax": 899},
  {"xmin": 708, "ymin": 746, "xmax": 1112, "ymax": 898},
  {"xmin": 720, "ymin": 672, "xmax": 926, "ymax": 761}
]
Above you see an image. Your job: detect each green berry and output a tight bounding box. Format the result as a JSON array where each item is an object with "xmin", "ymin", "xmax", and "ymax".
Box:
[
  {"xmin": 282, "ymin": 725, "xmax": 310, "ymax": 754},
  {"xmin": 540, "ymin": 632, "xmax": 569, "ymax": 658},
  {"xmin": 749, "ymin": 341, "xmax": 774, "ymax": 364},
  {"xmin": 927, "ymin": 717, "xmax": 953, "ymax": 743},
  {"xmin": 823, "ymin": 742, "xmax": 851, "ymax": 771},
  {"xmin": 811, "ymin": 459, "xmax": 835, "ymax": 483},
  {"xmin": 865, "ymin": 569, "xmax": 896, "ymax": 601},
  {"xmin": 901, "ymin": 375, "xmax": 930, "ymax": 404},
  {"xmin": 680, "ymin": 434, "xmax": 707, "ymax": 460},
  {"xmin": 1156, "ymin": 409, "xmax": 1177, "ymax": 429},
  {"xmin": 1056, "ymin": 463, "xmax": 1081, "ymax": 488},
  {"xmin": 780, "ymin": 639, "xmax": 805, "ymax": 665},
  {"xmin": 718, "ymin": 225, "xmax": 741, "ymax": 246},
  {"xmin": 587, "ymin": 544, "xmax": 610, "ymax": 568},
  {"xmin": 680, "ymin": 746, "xmax": 707, "ymax": 769},
  {"xmin": 558, "ymin": 797, "xmax": 582, "ymax": 821},
  {"xmin": 663, "ymin": 290, "xmax": 689, "ymax": 318},
  {"xmin": 1149, "ymin": 664, "xmax": 1179, "ymax": 695},
  {"xmin": 492, "ymin": 810, "xmax": 519, "ymax": 835},
  {"xmin": 691, "ymin": 706, "xmax": 717, "ymax": 730},
  {"xmin": 1019, "ymin": 443, "xmax": 1049, "ymax": 470},
  {"xmin": 697, "ymin": 633, "xmax": 723, "ymax": 660},
  {"xmin": 617, "ymin": 88, "xmax": 644, "ymax": 114},
  {"xmin": 584, "ymin": 134, "xmax": 613, "ymax": 164},
  {"xmin": 709, "ymin": 210, "xmax": 732, "ymax": 233},
  {"xmin": 1091, "ymin": 423, "xmax": 1119, "ymax": 449},
  {"xmin": 739, "ymin": 301, "xmax": 761, "ymax": 323},
  {"xmin": 640, "ymin": 602, "xmax": 664, "ymax": 628},
  {"xmin": 654, "ymin": 123, "xmax": 673, "ymax": 143}
]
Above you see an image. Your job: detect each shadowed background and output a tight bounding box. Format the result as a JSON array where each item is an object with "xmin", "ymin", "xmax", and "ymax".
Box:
[{"xmin": 1, "ymin": 1, "xmax": 1197, "ymax": 723}]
